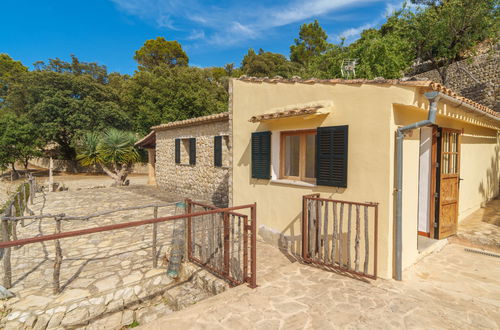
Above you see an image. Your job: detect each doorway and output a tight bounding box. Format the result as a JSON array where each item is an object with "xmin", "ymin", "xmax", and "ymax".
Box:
[
  {"xmin": 418, "ymin": 126, "xmax": 461, "ymax": 240},
  {"xmin": 433, "ymin": 127, "xmax": 461, "ymax": 239}
]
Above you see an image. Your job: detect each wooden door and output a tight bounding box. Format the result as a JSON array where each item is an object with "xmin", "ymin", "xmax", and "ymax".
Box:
[{"xmin": 436, "ymin": 128, "xmax": 461, "ymax": 239}]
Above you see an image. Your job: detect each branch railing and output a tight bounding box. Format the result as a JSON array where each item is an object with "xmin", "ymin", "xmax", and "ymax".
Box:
[
  {"xmin": 0, "ymin": 200, "xmax": 257, "ymax": 293},
  {"xmin": 0, "ymin": 174, "xmax": 37, "ymax": 288},
  {"xmin": 302, "ymin": 194, "xmax": 378, "ymax": 279},
  {"xmin": 186, "ymin": 200, "xmax": 257, "ymax": 288}
]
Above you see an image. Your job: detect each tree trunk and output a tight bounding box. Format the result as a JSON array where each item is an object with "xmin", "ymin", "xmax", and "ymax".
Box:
[
  {"xmin": 10, "ymin": 163, "xmax": 19, "ymax": 181},
  {"xmin": 100, "ymin": 163, "xmax": 130, "ymax": 186}
]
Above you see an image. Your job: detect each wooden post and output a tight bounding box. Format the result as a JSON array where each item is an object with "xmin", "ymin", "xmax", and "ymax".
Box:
[
  {"xmin": 355, "ymin": 205, "xmax": 361, "ymax": 272},
  {"xmin": 2, "ymin": 217, "xmax": 12, "ymax": 288},
  {"xmin": 152, "ymin": 206, "xmax": 158, "ymax": 268},
  {"xmin": 49, "ymin": 157, "xmax": 54, "ymax": 192},
  {"xmin": 331, "ymin": 202, "xmax": 337, "ymax": 263},
  {"xmin": 339, "ymin": 203, "xmax": 345, "ymax": 267},
  {"xmin": 346, "ymin": 204, "xmax": 352, "ymax": 269},
  {"xmin": 29, "ymin": 177, "xmax": 34, "ymax": 205},
  {"xmin": 363, "ymin": 206, "xmax": 370, "ymax": 275},
  {"xmin": 323, "ymin": 202, "xmax": 329, "ymax": 263},
  {"xmin": 53, "ymin": 217, "xmax": 62, "ymax": 294},
  {"xmin": 301, "ymin": 196, "xmax": 308, "ymax": 261},
  {"xmin": 317, "ymin": 201, "xmax": 322, "ymax": 260}
]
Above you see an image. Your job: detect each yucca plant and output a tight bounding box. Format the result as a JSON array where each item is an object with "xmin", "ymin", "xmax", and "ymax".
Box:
[{"xmin": 76, "ymin": 129, "xmax": 140, "ymax": 186}]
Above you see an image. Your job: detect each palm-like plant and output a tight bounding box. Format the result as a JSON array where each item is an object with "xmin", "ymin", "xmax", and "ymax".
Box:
[{"xmin": 77, "ymin": 129, "xmax": 140, "ymax": 186}]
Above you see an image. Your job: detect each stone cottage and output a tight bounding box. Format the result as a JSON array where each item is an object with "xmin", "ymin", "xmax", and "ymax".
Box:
[{"xmin": 136, "ymin": 112, "xmax": 230, "ymax": 207}]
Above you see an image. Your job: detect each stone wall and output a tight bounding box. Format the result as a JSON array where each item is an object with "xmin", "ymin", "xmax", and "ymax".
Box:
[
  {"xmin": 412, "ymin": 52, "xmax": 499, "ymax": 111},
  {"xmin": 155, "ymin": 120, "xmax": 230, "ymax": 207},
  {"xmin": 28, "ymin": 157, "xmax": 149, "ymax": 174}
]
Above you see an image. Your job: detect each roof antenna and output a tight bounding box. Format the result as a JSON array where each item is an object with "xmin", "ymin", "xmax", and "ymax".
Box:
[{"xmin": 341, "ymin": 59, "xmax": 357, "ymax": 79}]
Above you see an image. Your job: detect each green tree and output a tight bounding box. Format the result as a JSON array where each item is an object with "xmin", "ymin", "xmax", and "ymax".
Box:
[
  {"xmin": 76, "ymin": 129, "xmax": 140, "ymax": 185},
  {"xmin": 120, "ymin": 65, "xmax": 228, "ymax": 134},
  {"xmin": 134, "ymin": 37, "xmax": 189, "ymax": 70},
  {"xmin": 0, "ymin": 54, "xmax": 27, "ymax": 103},
  {"xmin": 348, "ymin": 17, "xmax": 414, "ymax": 79},
  {"xmin": 3, "ymin": 71, "xmax": 128, "ymax": 160},
  {"xmin": 0, "ymin": 114, "xmax": 43, "ymax": 177},
  {"xmin": 290, "ymin": 20, "xmax": 329, "ymax": 64},
  {"xmin": 33, "ymin": 54, "xmax": 109, "ymax": 83},
  {"xmin": 241, "ymin": 49, "xmax": 301, "ymax": 78},
  {"xmin": 406, "ymin": 0, "xmax": 499, "ymax": 83}
]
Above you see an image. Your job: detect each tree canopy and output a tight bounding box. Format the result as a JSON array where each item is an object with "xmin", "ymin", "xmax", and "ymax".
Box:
[
  {"xmin": 134, "ymin": 37, "xmax": 189, "ymax": 70},
  {"xmin": 3, "ymin": 70, "xmax": 128, "ymax": 159},
  {"xmin": 405, "ymin": 0, "xmax": 499, "ymax": 83},
  {"xmin": 290, "ymin": 20, "xmax": 329, "ymax": 64},
  {"xmin": 241, "ymin": 49, "xmax": 300, "ymax": 78},
  {"xmin": 0, "ymin": 54, "xmax": 27, "ymax": 102},
  {"xmin": 0, "ymin": 0, "xmax": 496, "ymax": 168}
]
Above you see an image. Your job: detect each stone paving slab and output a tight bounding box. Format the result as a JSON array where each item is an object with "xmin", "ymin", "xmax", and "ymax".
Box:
[
  {"xmin": 144, "ymin": 243, "xmax": 500, "ymax": 329},
  {"xmin": 0, "ymin": 184, "xmax": 229, "ymax": 329},
  {"xmin": 457, "ymin": 198, "xmax": 500, "ymax": 249}
]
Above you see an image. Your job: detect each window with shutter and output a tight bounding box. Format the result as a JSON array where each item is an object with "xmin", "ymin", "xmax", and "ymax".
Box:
[
  {"xmin": 214, "ymin": 136, "xmax": 222, "ymax": 167},
  {"xmin": 189, "ymin": 137, "xmax": 196, "ymax": 165},
  {"xmin": 251, "ymin": 131, "xmax": 271, "ymax": 179},
  {"xmin": 175, "ymin": 139, "xmax": 180, "ymax": 164},
  {"xmin": 316, "ymin": 125, "xmax": 348, "ymax": 187}
]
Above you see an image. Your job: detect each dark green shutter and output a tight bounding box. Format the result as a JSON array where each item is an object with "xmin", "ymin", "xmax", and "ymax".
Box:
[
  {"xmin": 175, "ymin": 139, "xmax": 180, "ymax": 164},
  {"xmin": 214, "ymin": 136, "xmax": 222, "ymax": 167},
  {"xmin": 189, "ymin": 138, "xmax": 196, "ymax": 165},
  {"xmin": 316, "ymin": 126, "xmax": 348, "ymax": 187},
  {"xmin": 251, "ymin": 131, "xmax": 271, "ymax": 179}
]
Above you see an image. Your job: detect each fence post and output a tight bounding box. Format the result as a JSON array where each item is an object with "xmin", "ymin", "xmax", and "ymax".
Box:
[
  {"xmin": 152, "ymin": 206, "xmax": 158, "ymax": 268},
  {"xmin": 223, "ymin": 211, "xmax": 230, "ymax": 276},
  {"xmin": 249, "ymin": 203, "xmax": 257, "ymax": 288},
  {"xmin": 53, "ymin": 217, "xmax": 62, "ymax": 294},
  {"xmin": 29, "ymin": 177, "xmax": 34, "ymax": 205},
  {"xmin": 1, "ymin": 216, "xmax": 12, "ymax": 289},
  {"xmin": 302, "ymin": 196, "xmax": 308, "ymax": 261}
]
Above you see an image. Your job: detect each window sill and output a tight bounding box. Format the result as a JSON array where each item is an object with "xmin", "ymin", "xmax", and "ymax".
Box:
[
  {"xmin": 270, "ymin": 179, "xmax": 316, "ymax": 187},
  {"xmin": 177, "ymin": 163, "xmax": 195, "ymax": 167}
]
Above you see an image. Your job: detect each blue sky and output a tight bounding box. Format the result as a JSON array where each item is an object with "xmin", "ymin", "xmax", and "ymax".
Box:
[{"xmin": 1, "ymin": 0, "xmax": 403, "ymax": 75}]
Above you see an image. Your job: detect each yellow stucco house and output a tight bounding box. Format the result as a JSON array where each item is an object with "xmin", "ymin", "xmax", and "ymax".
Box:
[{"xmin": 229, "ymin": 77, "xmax": 500, "ymax": 280}]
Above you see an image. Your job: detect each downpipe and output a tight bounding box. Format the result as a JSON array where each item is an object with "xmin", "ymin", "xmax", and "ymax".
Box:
[{"xmin": 395, "ymin": 91, "xmax": 440, "ymax": 281}]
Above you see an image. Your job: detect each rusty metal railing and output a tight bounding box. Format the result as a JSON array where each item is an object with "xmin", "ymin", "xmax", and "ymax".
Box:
[
  {"xmin": 302, "ymin": 194, "xmax": 378, "ymax": 279},
  {"xmin": 186, "ymin": 200, "xmax": 257, "ymax": 288},
  {"xmin": 0, "ymin": 201, "xmax": 257, "ymax": 293}
]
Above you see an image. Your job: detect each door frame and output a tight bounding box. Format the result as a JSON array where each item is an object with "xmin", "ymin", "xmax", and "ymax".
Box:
[{"xmin": 429, "ymin": 126, "xmax": 462, "ymax": 239}]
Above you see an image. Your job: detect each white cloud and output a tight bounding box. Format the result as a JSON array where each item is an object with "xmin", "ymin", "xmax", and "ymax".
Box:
[
  {"xmin": 186, "ymin": 29, "xmax": 205, "ymax": 41},
  {"xmin": 110, "ymin": 0, "xmax": 384, "ymax": 47},
  {"xmin": 334, "ymin": 1, "xmax": 404, "ymax": 44}
]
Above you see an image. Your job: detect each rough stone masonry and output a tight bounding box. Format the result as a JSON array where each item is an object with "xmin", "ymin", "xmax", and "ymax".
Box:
[{"xmin": 155, "ymin": 117, "xmax": 230, "ymax": 207}]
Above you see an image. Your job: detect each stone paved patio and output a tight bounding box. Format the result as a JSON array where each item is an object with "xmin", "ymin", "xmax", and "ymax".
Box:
[
  {"xmin": 0, "ymin": 181, "xmax": 228, "ymax": 329},
  {"xmin": 456, "ymin": 197, "xmax": 500, "ymax": 250},
  {"xmin": 144, "ymin": 243, "xmax": 500, "ymax": 329}
]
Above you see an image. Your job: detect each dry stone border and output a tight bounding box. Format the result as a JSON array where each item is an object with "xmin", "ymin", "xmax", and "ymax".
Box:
[{"xmin": 0, "ymin": 186, "xmax": 230, "ymax": 329}]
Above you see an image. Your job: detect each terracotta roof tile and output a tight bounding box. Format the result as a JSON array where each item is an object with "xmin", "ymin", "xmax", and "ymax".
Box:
[
  {"xmin": 236, "ymin": 77, "xmax": 499, "ymax": 119},
  {"xmin": 152, "ymin": 112, "xmax": 229, "ymax": 131},
  {"xmin": 249, "ymin": 101, "xmax": 333, "ymax": 123},
  {"xmin": 135, "ymin": 131, "xmax": 155, "ymax": 148}
]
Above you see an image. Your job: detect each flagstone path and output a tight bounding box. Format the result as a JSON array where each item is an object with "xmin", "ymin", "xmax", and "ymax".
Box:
[
  {"xmin": 0, "ymin": 183, "xmax": 228, "ymax": 329},
  {"xmin": 144, "ymin": 242, "xmax": 500, "ymax": 329}
]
